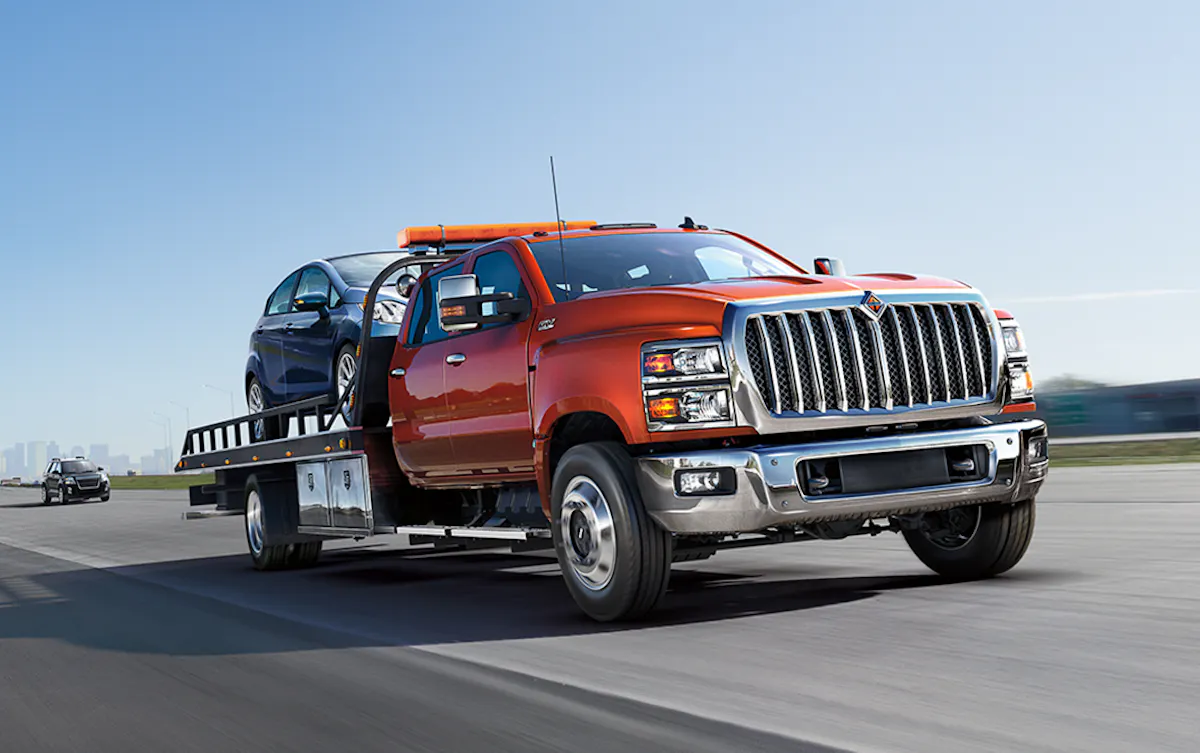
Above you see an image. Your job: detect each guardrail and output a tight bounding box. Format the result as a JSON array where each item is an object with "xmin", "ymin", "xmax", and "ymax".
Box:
[{"xmin": 1049, "ymin": 431, "xmax": 1200, "ymax": 445}]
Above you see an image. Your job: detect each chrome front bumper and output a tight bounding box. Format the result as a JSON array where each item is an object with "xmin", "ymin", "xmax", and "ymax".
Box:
[{"xmin": 632, "ymin": 419, "xmax": 1049, "ymax": 534}]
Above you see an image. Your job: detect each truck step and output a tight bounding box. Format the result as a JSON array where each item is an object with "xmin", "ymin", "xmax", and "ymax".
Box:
[{"xmin": 386, "ymin": 524, "xmax": 552, "ymax": 541}]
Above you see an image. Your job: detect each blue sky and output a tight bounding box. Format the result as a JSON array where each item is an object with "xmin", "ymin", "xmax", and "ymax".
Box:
[{"xmin": 2, "ymin": 0, "xmax": 1198, "ymax": 458}]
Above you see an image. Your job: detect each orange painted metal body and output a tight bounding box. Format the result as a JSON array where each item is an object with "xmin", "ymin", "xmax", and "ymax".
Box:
[{"xmin": 386, "ymin": 226, "xmax": 1019, "ymax": 518}]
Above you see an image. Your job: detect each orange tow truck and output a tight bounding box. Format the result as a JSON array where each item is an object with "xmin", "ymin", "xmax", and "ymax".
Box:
[{"xmin": 177, "ymin": 219, "xmax": 1047, "ymax": 621}]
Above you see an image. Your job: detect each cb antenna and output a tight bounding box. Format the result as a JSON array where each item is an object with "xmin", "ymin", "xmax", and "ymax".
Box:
[{"xmin": 550, "ymin": 156, "xmax": 569, "ymax": 301}]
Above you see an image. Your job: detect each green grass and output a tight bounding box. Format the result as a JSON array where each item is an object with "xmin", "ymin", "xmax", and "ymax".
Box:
[
  {"xmin": 1050, "ymin": 439, "xmax": 1200, "ymax": 468},
  {"xmin": 108, "ymin": 473, "xmax": 216, "ymax": 490}
]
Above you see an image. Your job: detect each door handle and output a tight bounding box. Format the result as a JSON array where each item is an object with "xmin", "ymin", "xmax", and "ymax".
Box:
[
  {"xmin": 389, "ymin": 368, "xmax": 406, "ymax": 378},
  {"xmin": 285, "ymin": 323, "xmax": 295, "ymax": 333},
  {"xmin": 446, "ymin": 354, "xmax": 466, "ymax": 365}
]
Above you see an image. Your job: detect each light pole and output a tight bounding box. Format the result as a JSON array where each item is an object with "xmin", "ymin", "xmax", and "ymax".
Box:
[
  {"xmin": 170, "ymin": 400, "xmax": 190, "ymax": 433},
  {"xmin": 204, "ymin": 383, "xmax": 237, "ymax": 419},
  {"xmin": 153, "ymin": 411, "xmax": 173, "ymax": 457}
]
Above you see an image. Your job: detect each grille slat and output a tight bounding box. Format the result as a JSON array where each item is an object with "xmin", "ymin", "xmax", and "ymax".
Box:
[
  {"xmin": 744, "ymin": 301, "xmax": 995, "ymax": 416},
  {"xmin": 798, "ymin": 313, "xmax": 826, "ymax": 412},
  {"xmin": 778, "ymin": 314, "xmax": 805, "ymax": 413}
]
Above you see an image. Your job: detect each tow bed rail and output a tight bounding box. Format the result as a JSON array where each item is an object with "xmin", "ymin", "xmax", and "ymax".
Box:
[{"xmin": 175, "ymin": 394, "xmax": 362, "ymax": 474}]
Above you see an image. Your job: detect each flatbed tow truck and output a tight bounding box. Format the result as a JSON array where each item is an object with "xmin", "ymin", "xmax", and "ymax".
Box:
[{"xmin": 175, "ymin": 219, "xmax": 1049, "ymax": 622}]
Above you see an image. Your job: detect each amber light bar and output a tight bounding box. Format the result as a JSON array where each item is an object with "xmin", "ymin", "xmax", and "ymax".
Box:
[{"xmin": 398, "ymin": 221, "xmax": 596, "ymax": 248}]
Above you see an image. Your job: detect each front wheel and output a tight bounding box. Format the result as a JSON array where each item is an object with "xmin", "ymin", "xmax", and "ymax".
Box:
[
  {"xmin": 551, "ymin": 442, "xmax": 672, "ymax": 622},
  {"xmin": 902, "ymin": 499, "xmax": 1036, "ymax": 580},
  {"xmin": 41, "ymin": 485, "xmax": 50, "ymax": 505}
]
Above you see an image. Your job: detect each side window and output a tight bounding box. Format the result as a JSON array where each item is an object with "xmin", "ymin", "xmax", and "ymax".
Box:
[
  {"xmin": 406, "ymin": 263, "xmax": 464, "ymax": 346},
  {"xmin": 266, "ymin": 271, "xmax": 301, "ymax": 315},
  {"xmin": 471, "ymin": 250, "xmax": 528, "ymax": 329},
  {"xmin": 295, "ymin": 267, "xmax": 331, "ymax": 302}
]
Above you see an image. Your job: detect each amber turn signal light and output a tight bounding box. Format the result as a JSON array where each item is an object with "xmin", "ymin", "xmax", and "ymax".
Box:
[{"xmin": 647, "ymin": 397, "xmax": 680, "ymax": 419}]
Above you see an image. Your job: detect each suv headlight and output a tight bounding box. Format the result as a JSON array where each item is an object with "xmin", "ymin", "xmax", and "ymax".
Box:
[
  {"xmin": 642, "ymin": 339, "xmax": 734, "ymax": 430},
  {"xmin": 359, "ymin": 300, "xmax": 406, "ymax": 324}
]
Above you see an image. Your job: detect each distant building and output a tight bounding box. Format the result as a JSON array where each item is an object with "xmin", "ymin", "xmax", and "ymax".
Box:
[
  {"xmin": 28, "ymin": 441, "xmax": 47, "ymax": 476},
  {"xmin": 89, "ymin": 444, "xmax": 110, "ymax": 466},
  {"xmin": 140, "ymin": 454, "xmax": 160, "ymax": 475},
  {"xmin": 1032, "ymin": 378, "xmax": 1200, "ymax": 437},
  {"xmin": 4, "ymin": 444, "xmax": 26, "ymax": 480},
  {"xmin": 70, "ymin": 446, "xmax": 85, "ymax": 458},
  {"xmin": 108, "ymin": 454, "xmax": 132, "ymax": 475},
  {"xmin": 47, "ymin": 441, "xmax": 61, "ymax": 461}
]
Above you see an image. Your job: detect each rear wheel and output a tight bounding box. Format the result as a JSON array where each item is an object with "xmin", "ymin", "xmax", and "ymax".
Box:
[
  {"xmin": 335, "ymin": 344, "xmax": 357, "ymax": 426},
  {"xmin": 247, "ymin": 376, "xmax": 279, "ymax": 442},
  {"xmin": 551, "ymin": 442, "xmax": 672, "ymax": 622},
  {"xmin": 243, "ymin": 475, "xmax": 322, "ymax": 570},
  {"xmin": 902, "ymin": 500, "xmax": 1036, "ymax": 580}
]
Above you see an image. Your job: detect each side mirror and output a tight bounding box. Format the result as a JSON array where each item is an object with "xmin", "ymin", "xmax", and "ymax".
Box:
[
  {"xmin": 438, "ymin": 274, "xmax": 531, "ymax": 332},
  {"xmin": 294, "ymin": 291, "xmax": 330, "ymax": 314},
  {"xmin": 813, "ymin": 257, "xmax": 846, "ymax": 276},
  {"xmin": 395, "ymin": 273, "xmax": 419, "ymax": 299}
]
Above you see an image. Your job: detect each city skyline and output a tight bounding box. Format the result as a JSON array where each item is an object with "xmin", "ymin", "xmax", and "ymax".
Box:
[{"xmin": 1, "ymin": 439, "xmax": 175, "ymax": 481}]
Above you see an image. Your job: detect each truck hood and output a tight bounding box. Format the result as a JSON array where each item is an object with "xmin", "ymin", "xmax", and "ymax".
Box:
[
  {"xmin": 533, "ymin": 273, "xmax": 975, "ymax": 349},
  {"xmin": 574, "ymin": 272, "xmax": 971, "ymax": 305}
]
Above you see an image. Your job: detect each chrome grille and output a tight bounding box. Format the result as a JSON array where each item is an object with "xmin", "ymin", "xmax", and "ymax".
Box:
[{"xmin": 743, "ymin": 303, "xmax": 995, "ymax": 415}]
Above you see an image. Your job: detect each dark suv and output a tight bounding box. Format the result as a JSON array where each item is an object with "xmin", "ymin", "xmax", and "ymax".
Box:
[{"xmin": 41, "ymin": 457, "xmax": 110, "ymax": 504}]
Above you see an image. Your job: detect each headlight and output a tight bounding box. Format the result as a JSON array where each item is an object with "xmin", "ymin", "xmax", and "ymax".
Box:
[
  {"xmin": 642, "ymin": 341, "xmax": 726, "ymax": 382},
  {"xmin": 1001, "ymin": 321, "xmax": 1026, "ymax": 356},
  {"xmin": 359, "ymin": 300, "xmax": 406, "ymax": 324},
  {"xmin": 646, "ymin": 386, "xmax": 732, "ymax": 426},
  {"xmin": 65, "ymin": 477, "xmax": 76, "ymax": 485}
]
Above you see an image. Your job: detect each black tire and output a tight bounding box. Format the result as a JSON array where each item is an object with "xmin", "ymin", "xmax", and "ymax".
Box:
[
  {"xmin": 244, "ymin": 474, "xmax": 292, "ymax": 570},
  {"xmin": 550, "ymin": 442, "xmax": 672, "ymax": 622},
  {"xmin": 247, "ymin": 376, "xmax": 281, "ymax": 442},
  {"xmin": 100, "ymin": 494, "xmax": 110, "ymax": 502},
  {"xmin": 902, "ymin": 499, "xmax": 1036, "ymax": 580}
]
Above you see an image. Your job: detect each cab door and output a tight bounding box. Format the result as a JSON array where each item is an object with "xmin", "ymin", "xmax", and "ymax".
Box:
[
  {"xmin": 388, "ymin": 262, "xmax": 465, "ymax": 481},
  {"xmin": 440, "ymin": 247, "xmax": 536, "ymax": 480}
]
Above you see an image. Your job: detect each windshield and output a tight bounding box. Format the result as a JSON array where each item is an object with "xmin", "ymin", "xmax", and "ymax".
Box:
[
  {"xmin": 61, "ymin": 460, "xmax": 98, "ymax": 474},
  {"xmin": 527, "ymin": 232, "xmax": 803, "ymax": 302}
]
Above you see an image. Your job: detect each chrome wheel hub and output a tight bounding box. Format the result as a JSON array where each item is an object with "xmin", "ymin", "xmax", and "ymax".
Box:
[
  {"xmin": 559, "ymin": 476, "xmax": 616, "ymax": 591},
  {"xmin": 248, "ymin": 382, "xmax": 266, "ymax": 440},
  {"xmin": 337, "ymin": 352, "xmax": 356, "ymax": 418},
  {"xmin": 246, "ymin": 489, "xmax": 265, "ymax": 556}
]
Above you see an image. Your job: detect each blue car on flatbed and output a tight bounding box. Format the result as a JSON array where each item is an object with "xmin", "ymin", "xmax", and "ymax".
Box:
[{"xmin": 245, "ymin": 250, "xmax": 446, "ymax": 439}]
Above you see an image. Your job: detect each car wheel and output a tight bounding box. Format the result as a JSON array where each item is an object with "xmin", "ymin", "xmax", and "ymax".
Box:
[
  {"xmin": 335, "ymin": 343, "xmax": 358, "ymax": 425},
  {"xmin": 41, "ymin": 485, "xmax": 50, "ymax": 505},
  {"xmin": 247, "ymin": 376, "xmax": 279, "ymax": 441},
  {"xmin": 100, "ymin": 493, "xmax": 110, "ymax": 502}
]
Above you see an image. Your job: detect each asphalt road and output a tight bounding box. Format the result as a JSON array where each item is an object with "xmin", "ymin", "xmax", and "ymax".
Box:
[{"xmin": 1, "ymin": 464, "xmax": 1198, "ymax": 752}]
